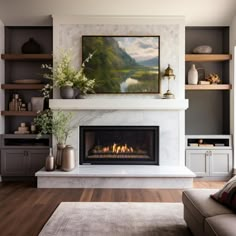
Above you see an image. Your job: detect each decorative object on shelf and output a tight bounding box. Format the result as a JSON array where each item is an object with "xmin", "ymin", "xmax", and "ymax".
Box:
[
  {"xmin": 60, "ymin": 85, "xmax": 75, "ymax": 99},
  {"xmin": 21, "ymin": 37, "xmax": 41, "ymax": 54},
  {"xmin": 14, "ymin": 122, "xmax": 30, "ymax": 134},
  {"xmin": 41, "ymin": 49, "xmax": 95, "ymax": 99},
  {"xmin": 31, "ymin": 97, "xmax": 45, "ymax": 112},
  {"xmin": 188, "ymin": 64, "xmax": 198, "ymax": 85},
  {"xmin": 162, "ymin": 64, "xmax": 175, "ymax": 99},
  {"xmin": 45, "ymin": 148, "xmax": 55, "ymax": 171},
  {"xmin": 61, "ymin": 145, "xmax": 75, "ymax": 171},
  {"xmin": 30, "ymin": 123, "xmax": 36, "ymax": 134},
  {"xmin": 199, "ymin": 80, "xmax": 210, "ymax": 85},
  {"xmin": 193, "ymin": 45, "xmax": 213, "ymax": 54},
  {"xmin": 9, "ymin": 94, "xmax": 27, "ymax": 111},
  {"xmin": 206, "ymin": 73, "xmax": 221, "ymax": 84}
]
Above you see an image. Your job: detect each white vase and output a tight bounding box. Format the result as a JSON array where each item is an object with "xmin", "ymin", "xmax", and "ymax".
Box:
[{"xmin": 188, "ymin": 64, "xmax": 198, "ymax": 85}]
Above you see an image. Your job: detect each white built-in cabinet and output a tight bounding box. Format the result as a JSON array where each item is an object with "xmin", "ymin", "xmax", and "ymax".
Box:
[{"xmin": 185, "ymin": 135, "xmax": 232, "ymax": 178}]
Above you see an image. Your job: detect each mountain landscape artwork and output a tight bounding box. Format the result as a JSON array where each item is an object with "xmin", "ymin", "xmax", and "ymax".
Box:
[{"xmin": 82, "ymin": 36, "xmax": 160, "ymax": 93}]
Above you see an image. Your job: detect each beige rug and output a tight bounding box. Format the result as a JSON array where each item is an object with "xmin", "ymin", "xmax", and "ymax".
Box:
[{"xmin": 39, "ymin": 202, "xmax": 192, "ymax": 236}]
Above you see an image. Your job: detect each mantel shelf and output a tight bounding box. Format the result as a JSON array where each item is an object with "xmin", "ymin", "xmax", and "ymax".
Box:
[
  {"xmin": 49, "ymin": 99, "xmax": 189, "ymax": 111},
  {"xmin": 1, "ymin": 54, "xmax": 53, "ymax": 60},
  {"xmin": 185, "ymin": 84, "xmax": 232, "ymax": 90},
  {"xmin": 185, "ymin": 54, "xmax": 232, "ymax": 62}
]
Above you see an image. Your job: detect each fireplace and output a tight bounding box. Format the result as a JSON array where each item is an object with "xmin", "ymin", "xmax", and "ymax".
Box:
[{"xmin": 79, "ymin": 126, "xmax": 159, "ymax": 165}]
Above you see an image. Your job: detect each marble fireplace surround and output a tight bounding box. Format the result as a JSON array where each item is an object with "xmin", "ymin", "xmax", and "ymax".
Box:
[{"xmin": 49, "ymin": 97, "xmax": 189, "ymax": 166}]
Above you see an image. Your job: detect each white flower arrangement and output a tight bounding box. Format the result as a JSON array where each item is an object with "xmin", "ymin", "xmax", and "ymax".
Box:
[{"xmin": 42, "ymin": 49, "xmax": 95, "ymax": 95}]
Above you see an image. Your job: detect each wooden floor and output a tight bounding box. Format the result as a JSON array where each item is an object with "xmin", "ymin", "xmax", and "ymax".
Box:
[{"xmin": 0, "ymin": 180, "xmax": 224, "ymax": 236}]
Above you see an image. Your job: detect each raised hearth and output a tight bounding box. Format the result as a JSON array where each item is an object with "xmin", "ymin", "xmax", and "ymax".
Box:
[{"xmin": 36, "ymin": 165, "xmax": 195, "ymax": 189}]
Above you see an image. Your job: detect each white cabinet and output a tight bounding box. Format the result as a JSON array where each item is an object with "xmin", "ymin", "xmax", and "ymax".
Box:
[
  {"xmin": 186, "ymin": 149, "xmax": 232, "ymax": 177},
  {"xmin": 185, "ymin": 135, "xmax": 233, "ymax": 178}
]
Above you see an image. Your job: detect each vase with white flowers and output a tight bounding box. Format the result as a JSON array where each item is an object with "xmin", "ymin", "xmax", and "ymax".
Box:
[{"xmin": 42, "ymin": 49, "xmax": 95, "ymax": 99}]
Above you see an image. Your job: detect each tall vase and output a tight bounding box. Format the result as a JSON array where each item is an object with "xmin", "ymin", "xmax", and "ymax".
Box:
[
  {"xmin": 56, "ymin": 143, "xmax": 65, "ymax": 169},
  {"xmin": 188, "ymin": 64, "xmax": 198, "ymax": 85},
  {"xmin": 62, "ymin": 145, "xmax": 76, "ymax": 171},
  {"xmin": 45, "ymin": 148, "xmax": 55, "ymax": 171}
]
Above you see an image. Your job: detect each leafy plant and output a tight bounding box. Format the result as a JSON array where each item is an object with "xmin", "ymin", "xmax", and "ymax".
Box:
[
  {"xmin": 42, "ymin": 49, "xmax": 96, "ymax": 95},
  {"xmin": 34, "ymin": 109, "xmax": 74, "ymax": 145}
]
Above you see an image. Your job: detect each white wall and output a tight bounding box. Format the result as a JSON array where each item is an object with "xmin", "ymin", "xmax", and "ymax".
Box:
[
  {"xmin": 0, "ymin": 0, "xmax": 236, "ymax": 26},
  {"xmin": 230, "ymin": 15, "xmax": 236, "ymax": 172}
]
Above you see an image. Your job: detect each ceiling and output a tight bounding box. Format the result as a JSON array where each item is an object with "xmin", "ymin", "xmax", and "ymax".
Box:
[{"xmin": 0, "ymin": 0, "xmax": 236, "ymax": 26}]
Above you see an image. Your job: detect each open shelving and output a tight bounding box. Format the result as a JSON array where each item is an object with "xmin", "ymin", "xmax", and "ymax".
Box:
[
  {"xmin": 1, "ymin": 84, "xmax": 45, "ymax": 90},
  {"xmin": 185, "ymin": 84, "xmax": 232, "ymax": 90},
  {"xmin": 1, "ymin": 53, "xmax": 52, "ymax": 60},
  {"xmin": 185, "ymin": 54, "xmax": 232, "ymax": 62}
]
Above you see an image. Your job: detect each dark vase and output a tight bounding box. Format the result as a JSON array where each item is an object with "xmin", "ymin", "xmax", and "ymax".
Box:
[
  {"xmin": 21, "ymin": 38, "xmax": 41, "ymax": 54},
  {"xmin": 60, "ymin": 86, "xmax": 74, "ymax": 99},
  {"xmin": 56, "ymin": 143, "xmax": 66, "ymax": 169}
]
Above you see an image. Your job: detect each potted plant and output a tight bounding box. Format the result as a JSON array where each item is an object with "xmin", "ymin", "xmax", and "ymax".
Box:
[
  {"xmin": 42, "ymin": 49, "xmax": 95, "ymax": 99},
  {"xmin": 34, "ymin": 109, "xmax": 74, "ymax": 168}
]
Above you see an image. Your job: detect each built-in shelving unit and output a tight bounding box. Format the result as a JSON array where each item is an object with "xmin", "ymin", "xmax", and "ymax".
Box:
[
  {"xmin": 185, "ymin": 26, "xmax": 231, "ymax": 135},
  {"xmin": 1, "ymin": 54, "xmax": 52, "ymax": 60},
  {"xmin": 185, "ymin": 84, "xmax": 232, "ymax": 90},
  {"xmin": 0, "ymin": 26, "xmax": 52, "ymax": 179},
  {"xmin": 1, "ymin": 84, "xmax": 45, "ymax": 90},
  {"xmin": 185, "ymin": 54, "xmax": 232, "ymax": 62}
]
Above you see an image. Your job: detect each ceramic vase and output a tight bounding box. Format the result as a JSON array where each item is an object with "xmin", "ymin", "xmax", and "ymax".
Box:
[
  {"xmin": 60, "ymin": 86, "xmax": 74, "ymax": 99},
  {"xmin": 62, "ymin": 145, "xmax": 75, "ymax": 171},
  {"xmin": 21, "ymin": 38, "xmax": 41, "ymax": 54},
  {"xmin": 188, "ymin": 64, "xmax": 198, "ymax": 85},
  {"xmin": 56, "ymin": 143, "xmax": 66, "ymax": 169},
  {"xmin": 45, "ymin": 148, "xmax": 55, "ymax": 171},
  {"xmin": 31, "ymin": 97, "xmax": 45, "ymax": 112}
]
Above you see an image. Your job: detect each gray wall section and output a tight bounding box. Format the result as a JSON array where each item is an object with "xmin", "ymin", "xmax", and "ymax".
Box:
[{"xmin": 186, "ymin": 91, "xmax": 227, "ymax": 134}]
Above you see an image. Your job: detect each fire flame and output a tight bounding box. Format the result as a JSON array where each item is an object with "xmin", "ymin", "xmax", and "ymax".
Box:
[{"xmin": 101, "ymin": 143, "xmax": 134, "ymax": 153}]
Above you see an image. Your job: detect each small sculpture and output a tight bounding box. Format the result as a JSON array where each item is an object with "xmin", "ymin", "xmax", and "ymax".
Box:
[
  {"xmin": 193, "ymin": 45, "xmax": 213, "ymax": 54},
  {"xmin": 206, "ymin": 73, "xmax": 221, "ymax": 84}
]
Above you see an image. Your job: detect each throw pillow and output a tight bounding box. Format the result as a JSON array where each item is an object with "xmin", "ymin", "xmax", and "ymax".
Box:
[{"xmin": 211, "ymin": 176, "xmax": 236, "ymax": 211}]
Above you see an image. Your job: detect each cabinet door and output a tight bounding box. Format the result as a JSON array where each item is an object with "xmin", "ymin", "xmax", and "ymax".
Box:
[
  {"xmin": 27, "ymin": 149, "xmax": 49, "ymax": 176},
  {"xmin": 186, "ymin": 150, "xmax": 209, "ymax": 177},
  {"xmin": 1, "ymin": 150, "xmax": 27, "ymax": 176},
  {"xmin": 209, "ymin": 150, "xmax": 232, "ymax": 177}
]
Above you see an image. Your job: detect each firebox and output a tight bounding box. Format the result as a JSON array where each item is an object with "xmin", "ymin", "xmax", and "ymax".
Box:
[{"xmin": 79, "ymin": 126, "xmax": 159, "ymax": 165}]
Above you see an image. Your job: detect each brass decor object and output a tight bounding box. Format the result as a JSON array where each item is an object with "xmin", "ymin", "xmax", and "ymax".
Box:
[
  {"xmin": 162, "ymin": 64, "xmax": 176, "ymax": 99},
  {"xmin": 62, "ymin": 145, "xmax": 76, "ymax": 172}
]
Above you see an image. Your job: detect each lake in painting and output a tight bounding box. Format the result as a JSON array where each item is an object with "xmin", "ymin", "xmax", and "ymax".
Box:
[{"xmin": 82, "ymin": 36, "xmax": 160, "ymax": 93}]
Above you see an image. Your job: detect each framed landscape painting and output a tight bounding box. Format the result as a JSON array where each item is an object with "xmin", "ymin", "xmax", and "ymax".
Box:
[{"xmin": 82, "ymin": 35, "xmax": 160, "ymax": 93}]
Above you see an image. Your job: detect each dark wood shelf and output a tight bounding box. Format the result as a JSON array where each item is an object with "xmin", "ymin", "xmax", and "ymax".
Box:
[
  {"xmin": 185, "ymin": 54, "xmax": 232, "ymax": 62},
  {"xmin": 1, "ymin": 111, "xmax": 38, "ymax": 116},
  {"xmin": 1, "ymin": 54, "xmax": 52, "ymax": 60},
  {"xmin": 185, "ymin": 84, "xmax": 232, "ymax": 90},
  {"xmin": 1, "ymin": 84, "xmax": 45, "ymax": 90}
]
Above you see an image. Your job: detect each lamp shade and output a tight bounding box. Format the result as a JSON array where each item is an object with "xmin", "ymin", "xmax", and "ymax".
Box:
[{"xmin": 163, "ymin": 64, "xmax": 175, "ymax": 78}]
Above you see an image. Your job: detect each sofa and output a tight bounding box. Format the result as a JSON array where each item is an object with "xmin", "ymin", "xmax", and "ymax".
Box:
[{"xmin": 182, "ymin": 189, "xmax": 236, "ymax": 236}]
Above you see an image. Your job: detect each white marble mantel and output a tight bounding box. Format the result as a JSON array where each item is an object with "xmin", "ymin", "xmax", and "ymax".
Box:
[{"xmin": 49, "ymin": 99, "xmax": 189, "ymax": 111}]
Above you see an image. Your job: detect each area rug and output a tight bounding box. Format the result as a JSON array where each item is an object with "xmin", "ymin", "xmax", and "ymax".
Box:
[{"xmin": 39, "ymin": 202, "xmax": 192, "ymax": 236}]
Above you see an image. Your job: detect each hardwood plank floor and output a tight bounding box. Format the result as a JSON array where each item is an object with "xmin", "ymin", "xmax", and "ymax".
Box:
[{"xmin": 0, "ymin": 180, "xmax": 225, "ymax": 236}]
